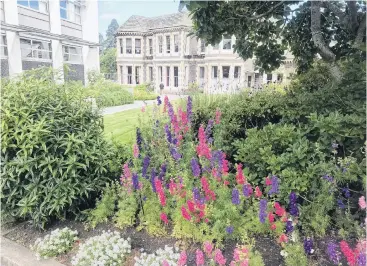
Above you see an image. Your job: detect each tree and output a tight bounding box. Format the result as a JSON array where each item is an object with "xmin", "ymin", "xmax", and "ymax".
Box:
[
  {"xmin": 99, "ymin": 33, "xmax": 104, "ymax": 54},
  {"xmin": 100, "ymin": 48, "xmax": 117, "ymax": 74},
  {"xmin": 179, "ymin": 1, "xmax": 366, "ymax": 81},
  {"xmin": 104, "ymin": 19, "xmax": 119, "ymax": 50}
]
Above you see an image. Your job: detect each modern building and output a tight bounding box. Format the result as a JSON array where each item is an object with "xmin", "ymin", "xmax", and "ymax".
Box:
[
  {"xmin": 1, "ymin": 0, "xmax": 99, "ymax": 85},
  {"xmin": 116, "ymin": 12, "xmax": 295, "ymax": 94}
]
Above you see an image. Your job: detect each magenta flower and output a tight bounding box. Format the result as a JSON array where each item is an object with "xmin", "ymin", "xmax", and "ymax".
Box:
[
  {"xmin": 214, "ymin": 249, "xmax": 226, "ymax": 265},
  {"xmin": 196, "ymin": 249, "xmax": 205, "ymax": 266},
  {"xmin": 177, "ymin": 251, "xmax": 187, "ymax": 266}
]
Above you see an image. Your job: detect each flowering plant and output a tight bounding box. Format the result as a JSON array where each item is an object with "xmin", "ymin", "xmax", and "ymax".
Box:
[
  {"xmin": 31, "ymin": 227, "xmax": 78, "ymax": 260},
  {"xmin": 134, "ymin": 245, "xmax": 182, "ymax": 266},
  {"xmin": 71, "ymin": 231, "xmax": 131, "ymax": 266}
]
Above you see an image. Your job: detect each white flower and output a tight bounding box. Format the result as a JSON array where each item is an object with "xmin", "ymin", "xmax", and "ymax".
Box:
[{"xmin": 280, "ymin": 250, "xmax": 288, "ymax": 257}]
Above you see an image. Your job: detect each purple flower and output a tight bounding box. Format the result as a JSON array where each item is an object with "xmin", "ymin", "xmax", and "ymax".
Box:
[
  {"xmin": 191, "ymin": 158, "xmax": 201, "ymax": 177},
  {"xmin": 142, "ymin": 156, "xmax": 150, "ymax": 178},
  {"xmin": 326, "ymin": 242, "xmax": 340, "ymax": 264},
  {"xmin": 289, "ymin": 192, "xmax": 299, "ymax": 217},
  {"xmin": 342, "ymin": 187, "xmax": 350, "ymax": 198},
  {"xmin": 157, "ymin": 96, "xmax": 162, "ymax": 105},
  {"xmin": 268, "ymin": 175, "xmax": 279, "ymax": 195},
  {"xmin": 150, "ymin": 168, "xmax": 156, "ymax": 192},
  {"xmin": 159, "ymin": 163, "xmax": 167, "ymax": 181},
  {"xmin": 193, "ymin": 187, "xmax": 201, "ymax": 202},
  {"xmin": 187, "ymin": 96, "xmax": 192, "ymax": 122},
  {"xmin": 167, "ymin": 102, "xmax": 175, "ymax": 123},
  {"xmin": 132, "ymin": 173, "xmax": 139, "ymax": 190},
  {"xmin": 242, "ymin": 184, "xmax": 251, "ymax": 197},
  {"xmin": 210, "ymin": 150, "xmax": 223, "ymax": 176},
  {"xmin": 337, "ymin": 199, "xmax": 345, "ymax": 209},
  {"xmin": 303, "ymin": 238, "xmax": 313, "ymax": 255},
  {"xmin": 285, "ymin": 221, "xmax": 293, "ymax": 233},
  {"xmin": 357, "ymin": 252, "xmax": 366, "ymax": 266},
  {"xmin": 136, "ymin": 128, "xmax": 143, "ymax": 151},
  {"xmin": 205, "ymin": 119, "xmax": 214, "ymax": 142},
  {"xmin": 322, "ymin": 174, "xmax": 334, "ymax": 182},
  {"xmin": 232, "ymin": 189, "xmax": 240, "ymax": 205},
  {"xmin": 170, "ymin": 147, "xmax": 182, "ymax": 161},
  {"xmin": 226, "ymin": 226, "xmax": 234, "ymax": 234},
  {"xmin": 165, "ymin": 124, "xmax": 172, "ymax": 143},
  {"xmin": 259, "ymin": 199, "xmax": 267, "ymax": 223}
]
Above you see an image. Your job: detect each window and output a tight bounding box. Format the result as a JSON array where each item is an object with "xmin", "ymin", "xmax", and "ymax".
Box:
[
  {"xmin": 222, "ymin": 66, "xmax": 230, "ymax": 78},
  {"xmin": 149, "ymin": 39, "xmax": 153, "ymax": 55},
  {"xmin": 267, "ymin": 73, "xmax": 272, "ymax": 83},
  {"xmin": 247, "ymin": 76, "xmax": 252, "ymax": 87},
  {"xmin": 223, "ymin": 35, "xmax": 232, "ymax": 50},
  {"xmin": 174, "ymin": 35, "xmax": 179, "ymax": 53},
  {"xmin": 62, "ymin": 45, "xmax": 82, "ymax": 63},
  {"xmin": 200, "ymin": 40, "xmax": 205, "ymax": 53},
  {"xmin": 135, "ymin": 66, "xmax": 140, "ymax": 84},
  {"xmin": 135, "ymin": 39, "xmax": 141, "ymax": 54},
  {"xmin": 200, "ymin": 67, "xmax": 205, "ymax": 79},
  {"xmin": 18, "ymin": 0, "xmax": 48, "ymax": 12},
  {"xmin": 158, "ymin": 66, "xmax": 162, "ymax": 83},
  {"xmin": 119, "ymin": 39, "xmax": 123, "ymax": 54},
  {"xmin": 1, "ymin": 34, "xmax": 7, "ymax": 58},
  {"xmin": 149, "ymin": 67, "xmax": 153, "ymax": 81},
  {"xmin": 126, "ymin": 38, "xmax": 132, "ymax": 54},
  {"xmin": 174, "ymin": 67, "xmax": 178, "ymax": 87},
  {"xmin": 60, "ymin": 0, "xmax": 81, "ymax": 24},
  {"xmin": 212, "ymin": 66, "xmax": 218, "ymax": 78},
  {"xmin": 127, "ymin": 66, "xmax": 132, "ymax": 84},
  {"xmin": 120, "ymin": 66, "xmax": 123, "ymax": 83},
  {"xmin": 166, "ymin": 36, "xmax": 170, "ymax": 53},
  {"xmin": 20, "ymin": 38, "xmax": 52, "ymax": 60},
  {"xmin": 166, "ymin": 66, "xmax": 170, "ymax": 86},
  {"xmin": 234, "ymin": 66, "xmax": 240, "ymax": 79},
  {"xmin": 158, "ymin": 36, "xmax": 163, "ymax": 53}
]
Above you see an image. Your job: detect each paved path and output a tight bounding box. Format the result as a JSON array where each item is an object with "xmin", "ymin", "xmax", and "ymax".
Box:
[
  {"xmin": 102, "ymin": 94, "xmax": 186, "ymax": 115},
  {"xmin": 0, "ymin": 236, "xmax": 65, "ymax": 266}
]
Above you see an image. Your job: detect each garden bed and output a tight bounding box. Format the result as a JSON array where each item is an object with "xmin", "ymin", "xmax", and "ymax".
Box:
[{"xmin": 2, "ymin": 219, "xmax": 342, "ymax": 266}]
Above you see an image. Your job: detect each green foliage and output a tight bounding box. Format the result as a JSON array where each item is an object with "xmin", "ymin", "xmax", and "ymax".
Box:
[
  {"xmin": 1, "ymin": 68, "xmax": 116, "ymax": 228},
  {"xmin": 114, "ymin": 189, "xmax": 138, "ymax": 229},
  {"xmin": 283, "ymin": 243, "xmax": 308, "ymax": 266},
  {"xmin": 133, "ymin": 84, "xmax": 158, "ymax": 100},
  {"xmin": 248, "ymin": 250, "xmax": 265, "ymax": 266},
  {"xmin": 100, "ymin": 48, "xmax": 117, "ymax": 74}
]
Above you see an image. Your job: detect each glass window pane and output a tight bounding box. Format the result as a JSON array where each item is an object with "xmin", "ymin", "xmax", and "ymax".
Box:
[
  {"xmin": 60, "ymin": 0, "xmax": 66, "ymax": 8},
  {"xmin": 29, "ymin": 1, "xmax": 39, "ymax": 10},
  {"xmin": 60, "ymin": 8, "xmax": 67, "ymax": 19},
  {"xmin": 17, "ymin": 1, "xmax": 28, "ymax": 7},
  {"xmin": 69, "ymin": 47, "xmax": 77, "ymax": 54},
  {"xmin": 63, "ymin": 53, "xmax": 69, "ymax": 61},
  {"xmin": 20, "ymin": 39, "xmax": 31, "ymax": 49}
]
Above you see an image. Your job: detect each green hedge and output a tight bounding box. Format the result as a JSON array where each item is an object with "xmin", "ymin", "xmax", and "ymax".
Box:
[
  {"xmin": 1, "ymin": 68, "xmax": 120, "ymax": 227},
  {"xmin": 133, "ymin": 83, "xmax": 158, "ymax": 100}
]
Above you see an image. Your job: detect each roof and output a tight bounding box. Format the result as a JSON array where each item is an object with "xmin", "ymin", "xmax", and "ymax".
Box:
[{"xmin": 118, "ymin": 12, "xmax": 192, "ymax": 33}]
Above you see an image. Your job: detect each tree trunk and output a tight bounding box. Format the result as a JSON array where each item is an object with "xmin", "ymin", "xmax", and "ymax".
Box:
[{"xmin": 310, "ymin": 1, "xmax": 342, "ymax": 82}]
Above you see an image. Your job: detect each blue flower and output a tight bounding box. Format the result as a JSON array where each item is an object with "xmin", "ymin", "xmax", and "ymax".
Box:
[
  {"xmin": 157, "ymin": 96, "xmax": 162, "ymax": 105},
  {"xmin": 232, "ymin": 189, "xmax": 240, "ymax": 205},
  {"xmin": 342, "ymin": 187, "xmax": 351, "ymax": 198},
  {"xmin": 268, "ymin": 175, "xmax": 279, "ymax": 195},
  {"xmin": 226, "ymin": 226, "xmax": 234, "ymax": 234},
  {"xmin": 191, "ymin": 158, "xmax": 201, "ymax": 177}
]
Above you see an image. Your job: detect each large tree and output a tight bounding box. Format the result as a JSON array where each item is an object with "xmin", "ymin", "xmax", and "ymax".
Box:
[
  {"xmin": 100, "ymin": 48, "xmax": 117, "ymax": 74},
  {"xmin": 99, "ymin": 33, "xmax": 104, "ymax": 54},
  {"xmin": 179, "ymin": 1, "xmax": 366, "ymax": 81},
  {"xmin": 104, "ymin": 19, "xmax": 119, "ymax": 50}
]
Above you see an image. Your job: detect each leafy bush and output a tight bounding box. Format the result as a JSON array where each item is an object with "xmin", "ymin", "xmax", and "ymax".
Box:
[
  {"xmin": 31, "ymin": 227, "xmax": 78, "ymax": 260},
  {"xmin": 282, "ymin": 243, "xmax": 308, "ymax": 266},
  {"xmin": 71, "ymin": 231, "xmax": 131, "ymax": 266},
  {"xmin": 1, "ymin": 68, "xmax": 118, "ymax": 227},
  {"xmin": 133, "ymin": 83, "xmax": 158, "ymax": 100},
  {"xmin": 85, "ymin": 79, "xmax": 134, "ymax": 108}
]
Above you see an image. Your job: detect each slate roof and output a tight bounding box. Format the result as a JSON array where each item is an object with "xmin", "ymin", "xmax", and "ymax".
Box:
[{"xmin": 118, "ymin": 12, "xmax": 192, "ymax": 33}]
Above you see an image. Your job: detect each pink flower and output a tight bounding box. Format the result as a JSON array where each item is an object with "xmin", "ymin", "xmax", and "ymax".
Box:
[
  {"xmin": 215, "ymin": 108, "xmax": 221, "ymax": 124},
  {"xmin": 270, "ymin": 224, "xmax": 277, "ymax": 230},
  {"xmin": 141, "ymin": 105, "xmax": 146, "ymax": 112},
  {"xmin": 181, "ymin": 206, "xmax": 191, "ymax": 221},
  {"xmin": 178, "ymin": 251, "xmax": 187, "ymax": 266},
  {"xmin": 340, "ymin": 241, "xmax": 357, "ymax": 266},
  {"xmin": 133, "ymin": 143, "xmax": 139, "ymax": 158},
  {"xmin": 162, "ymin": 260, "xmax": 169, "ymax": 266},
  {"xmin": 160, "ymin": 212, "xmax": 168, "ymax": 225},
  {"xmin": 236, "ymin": 163, "xmax": 246, "ymax": 185},
  {"xmin": 187, "ymin": 200, "xmax": 195, "ymax": 212},
  {"xmin": 196, "ymin": 249, "xmax": 205, "ymax": 266},
  {"xmin": 203, "ymin": 241, "xmax": 213, "ymax": 255},
  {"xmin": 279, "ymin": 234, "xmax": 288, "ymax": 243},
  {"xmin": 359, "ymin": 196, "xmax": 366, "ymax": 209},
  {"xmin": 214, "ymin": 249, "xmax": 226, "ymax": 265},
  {"xmin": 265, "ymin": 176, "xmax": 272, "ymax": 186},
  {"xmin": 268, "ymin": 212, "xmax": 275, "ymax": 223},
  {"xmin": 255, "ymin": 186, "xmax": 262, "ymax": 198}
]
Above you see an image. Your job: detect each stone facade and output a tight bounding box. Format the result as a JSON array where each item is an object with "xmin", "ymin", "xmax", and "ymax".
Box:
[{"xmin": 116, "ymin": 12, "xmax": 296, "ymax": 94}]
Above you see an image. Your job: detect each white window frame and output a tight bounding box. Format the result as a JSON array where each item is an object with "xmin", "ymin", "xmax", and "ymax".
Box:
[
  {"xmin": 127, "ymin": 66, "xmax": 132, "ymax": 84},
  {"xmin": 135, "ymin": 38, "xmax": 141, "ymax": 54},
  {"xmin": 1, "ymin": 34, "xmax": 8, "ymax": 58},
  {"xmin": 166, "ymin": 66, "xmax": 170, "ymax": 86},
  {"xmin": 126, "ymin": 38, "xmax": 132, "ymax": 54},
  {"xmin": 212, "ymin": 66, "xmax": 218, "ymax": 78},
  {"xmin": 149, "ymin": 66, "xmax": 153, "ymax": 81},
  {"xmin": 200, "ymin": 39, "xmax": 206, "ymax": 53},
  {"xmin": 158, "ymin": 36, "xmax": 163, "ymax": 54},
  {"xmin": 158, "ymin": 66, "xmax": 163, "ymax": 83},
  {"xmin": 166, "ymin": 35, "xmax": 170, "ymax": 54},
  {"xmin": 60, "ymin": 0, "xmax": 81, "ymax": 24},
  {"xmin": 135, "ymin": 66, "xmax": 140, "ymax": 84},
  {"xmin": 200, "ymin": 67, "xmax": 205, "ymax": 79},
  {"xmin": 62, "ymin": 44, "xmax": 82, "ymax": 64},
  {"xmin": 222, "ymin": 66, "xmax": 230, "ymax": 79},
  {"xmin": 119, "ymin": 39, "xmax": 123, "ymax": 54},
  {"xmin": 173, "ymin": 66, "xmax": 178, "ymax": 87},
  {"xmin": 20, "ymin": 38, "xmax": 52, "ymax": 61},
  {"xmin": 17, "ymin": 0, "xmax": 48, "ymax": 13},
  {"xmin": 234, "ymin": 66, "xmax": 240, "ymax": 79},
  {"xmin": 149, "ymin": 38, "xmax": 153, "ymax": 55},
  {"xmin": 174, "ymin": 35, "xmax": 179, "ymax": 53}
]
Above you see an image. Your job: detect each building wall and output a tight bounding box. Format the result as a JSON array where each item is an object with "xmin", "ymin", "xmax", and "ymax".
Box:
[
  {"xmin": 65, "ymin": 63, "xmax": 85, "ymax": 84},
  {"xmin": 0, "ymin": 0, "xmax": 100, "ymax": 84},
  {"xmin": 1, "ymin": 59, "xmax": 9, "ymax": 77}
]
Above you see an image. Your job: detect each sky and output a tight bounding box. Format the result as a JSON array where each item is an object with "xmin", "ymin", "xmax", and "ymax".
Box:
[{"xmin": 98, "ymin": 0, "xmax": 181, "ymax": 37}]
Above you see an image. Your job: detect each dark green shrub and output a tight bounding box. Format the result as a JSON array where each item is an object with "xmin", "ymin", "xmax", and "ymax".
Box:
[{"xmin": 1, "ymin": 68, "xmax": 118, "ymax": 228}]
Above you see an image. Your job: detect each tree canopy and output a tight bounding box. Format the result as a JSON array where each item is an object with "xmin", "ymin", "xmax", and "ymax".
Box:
[
  {"xmin": 180, "ymin": 0, "xmax": 366, "ymax": 81},
  {"xmin": 104, "ymin": 19, "xmax": 119, "ymax": 50},
  {"xmin": 100, "ymin": 48, "xmax": 117, "ymax": 74}
]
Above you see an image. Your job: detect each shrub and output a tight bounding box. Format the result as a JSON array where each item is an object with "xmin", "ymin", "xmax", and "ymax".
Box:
[
  {"xmin": 71, "ymin": 231, "xmax": 131, "ymax": 266},
  {"xmin": 134, "ymin": 246, "xmax": 181, "ymax": 266},
  {"xmin": 1, "ymin": 68, "xmax": 117, "ymax": 227},
  {"xmin": 133, "ymin": 83, "xmax": 159, "ymax": 100},
  {"xmin": 31, "ymin": 227, "xmax": 78, "ymax": 260},
  {"xmin": 282, "ymin": 243, "xmax": 308, "ymax": 266}
]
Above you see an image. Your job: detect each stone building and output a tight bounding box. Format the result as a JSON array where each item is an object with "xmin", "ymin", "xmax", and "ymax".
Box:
[
  {"xmin": 1, "ymin": 0, "xmax": 99, "ymax": 85},
  {"xmin": 116, "ymin": 11, "xmax": 295, "ymax": 94}
]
